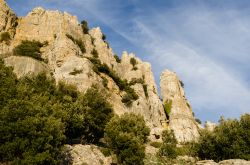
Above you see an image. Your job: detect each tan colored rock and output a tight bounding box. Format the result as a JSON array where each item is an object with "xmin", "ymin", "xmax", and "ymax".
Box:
[
  {"xmin": 205, "ymin": 121, "xmax": 217, "ymax": 132},
  {"xmin": 4, "ymin": 56, "xmax": 48, "ymax": 78},
  {"xmin": 0, "ymin": 0, "xmax": 17, "ymax": 33},
  {"xmin": 160, "ymin": 70, "xmax": 199, "ymax": 143},
  {"xmin": 14, "ymin": 7, "xmax": 83, "ymax": 45},
  {"xmin": 117, "ymin": 52, "xmax": 167, "ymax": 132},
  {"xmin": 196, "ymin": 160, "xmax": 218, "ymax": 165},
  {"xmin": 64, "ymin": 144, "xmax": 112, "ymax": 165},
  {"xmin": 219, "ymin": 159, "xmax": 250, "ymax": 165}
]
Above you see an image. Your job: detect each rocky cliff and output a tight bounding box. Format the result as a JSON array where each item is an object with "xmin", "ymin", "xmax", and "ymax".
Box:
[
  {"xmin": 0, "ymin": 0, "xmax": 199, "ymax": 143},
  {"xmin": 160, "ymin": 70, "xmax": 200, "ymax": 142}
]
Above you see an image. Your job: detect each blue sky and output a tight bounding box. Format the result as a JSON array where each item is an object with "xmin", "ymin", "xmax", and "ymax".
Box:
[{"xmin": 6, "ymin": 0, "xmax": 250, "ymax": 123}]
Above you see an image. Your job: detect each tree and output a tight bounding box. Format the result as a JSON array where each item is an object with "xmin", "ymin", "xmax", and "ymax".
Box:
[
  {"xmin": 159, "ymin": 130, "xmax": 178, "ymax": 159},
  {"xmin": 195, "ymin": 114, "xmax": 250, "ymax": 161},
  {"xmin": 80, "ymin": 85, "xmax": 114, "ymax": 144},
  {"xmin": 0, "ymin": 59, "xmax": 17, "ymax": 109},
  {"xmin": 105, "ymin": 113, "xmax": 150, "ymax": 165},
  {"xmin": 81, "ymin": 20, "xmax": 89, "ymax": 34}
]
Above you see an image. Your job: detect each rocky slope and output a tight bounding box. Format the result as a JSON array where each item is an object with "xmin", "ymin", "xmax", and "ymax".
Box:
[{"xmin": 0, "ymin": 0, "xmax": 199, "ymax": 143}]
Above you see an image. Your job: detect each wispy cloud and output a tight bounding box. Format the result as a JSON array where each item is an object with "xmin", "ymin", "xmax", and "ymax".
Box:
[{"xmin": 7, "ymin": 0, "xmax": 250, "ymax": 122}]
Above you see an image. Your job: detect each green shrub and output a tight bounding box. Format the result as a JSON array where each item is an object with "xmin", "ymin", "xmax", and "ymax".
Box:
[
  {"xmin": 69, "ymin": 68, "xmax": 83, "ymax": 75},
  {"xmin": 164, "ymin": 100, "xmax": 172, "ymax": 118},
  {"xmin": 195, "ymin": 118, "xmax": 202, "ymax": 124},
  {"xmin": 80, "ymin": 85, "xmax": 114, "ymax": 144},
  {"xmin": 81, "ymin": 20, "xmax": 89, "ymax": 34},
  {"xmin": 195, "ymin": 114, "xmax": 250, "ymax": 161},
  {"xmin": 130, "ymin": 57, "xmax": 137, "ymax": 66},
  {"xmin": 159, "ymin": 130, "xmax": 178, "ymax": 159},
  {"xmin": 100, "ymin": 147, "xmax": 112, "ymax": 157},
  {"xmin": 102, "ymin": 34, "xmax": 106, "ymax": 40},
  {"xmin": 114, "ymin": 54, "xmax": 121, "ymax": 63},
  {"xmin": 0, "ymin": 32, "xmax": 11, "ymax": 44},
  {"xmin": 179, "ymin": 80, "xmax": 184, "ymax": 88},
  {"xmin": 86, "ymin": 56, "xmax": 139, "ymax": 104},
  {"xmin": 105, "ymin": 113, "xmax": 150, "ymax": 165},
  {"xmin": 13, "ymin": 40, "xmax": 45, "ymax": 61},
  {"xmin": 91, "ymin": 49, "xmax": 98, "ymax": 58},
  {"xmin": 66, "ymin": 34, "xmax": 86, "ymax": 53}
]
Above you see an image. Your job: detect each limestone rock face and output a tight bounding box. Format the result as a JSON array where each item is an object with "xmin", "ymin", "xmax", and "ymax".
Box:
[
  {"xmin": 160, "ymin": 70, "xmax": 199, "ymax": 143},
  {"xmin": 14, "ymin": 7, "xmax": 83, "ymax": 45},
  {"xmin": 1, "ymin": 1, "xmax": 201, "ymax": 143},
  {"xmin": 205, "ymin": 121, "xmax": 217, "ymax": 132},
  {"xmin": 0, "ymin": 0, "xmax": 17, "ymax": 33},
  {"xmin": 4, "ymin": 56, "xmax": 48, "ymax": 78},
  {"xmin": 64, "ymin": 144, "xmax": 112, "ymax": 165},
  {"xmin": 117, "ymin": 52, "xmax": 167, "ymax": 134}
]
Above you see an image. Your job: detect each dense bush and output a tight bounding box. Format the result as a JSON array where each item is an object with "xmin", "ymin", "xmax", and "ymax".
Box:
[
  {"xmin": 80, "ymin": 85, "xmax": 114, "ymax": 144},
  {"xmin": 195, "ymin": 114, "xmax": 250, "ymax": 162},
  {"xmin": 105, "ymin": 113, "xmax": 150, "ymax": 165},
  {"xmin": 159, "ymin": 130, "xmax": 178, "ymax": 159},
  {"xmin": 13, "ymin": 40, "xmax": 45, "ymax": 61},
  {"xmin": 0, "ymin": 32, "xmax": 11, "ymax": 44},
  {"xmin": 0, "ymin": 61, "xmax": 114, "ymax": 164},
  {"xmin": 81, "ymin": 20, "xmax": 89, "ymax": 34},
  {"xmin": 66, "ymin": 34, "xmax": 86, "ymax": 53}
]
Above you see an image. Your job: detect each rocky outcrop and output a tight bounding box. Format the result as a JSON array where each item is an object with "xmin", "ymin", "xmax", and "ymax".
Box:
[
  {"xmin": 0, "ymin": 0, "xmax": 17, "ymax": 33},
  {"xmin": 160, "ymin": 70, "xmax": 200, "ymax": 143},
  {"xmin": 196, "ymin": 159, "xmax": 250, "ymax": 165},
  {"xmin": 4, "ymin": 56, "xmax": 48, "ymax": 78},
  {"xmin": 205, "ymin": 121, "xmax": 217, "ymax": 132},
  {"xmin": 1, "ymin": 1, "xmax": 201, "ymax": 143},
  {"xmin": 64, "ymin": 144, "xmax": 112, "ymax": 165}
]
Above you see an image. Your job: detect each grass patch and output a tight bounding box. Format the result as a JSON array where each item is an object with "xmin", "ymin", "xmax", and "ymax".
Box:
[
  {"xmin": 164, "ymin": 100, "xmax": 172, "ymax": 118},
  {"xmin": 150, "ymin": 141, "xmax": 162, "ymax": 148}
]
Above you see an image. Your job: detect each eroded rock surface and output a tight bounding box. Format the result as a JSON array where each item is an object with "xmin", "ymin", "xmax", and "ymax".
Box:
[{"xmin": 160, "ymin": 70, "xmax": 200, "ymax": 143}]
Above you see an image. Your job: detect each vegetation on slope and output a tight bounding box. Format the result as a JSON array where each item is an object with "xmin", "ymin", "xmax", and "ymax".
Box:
[{"xmin": 13, "ymin": 40, "xmax": 47, "ymax": 62}]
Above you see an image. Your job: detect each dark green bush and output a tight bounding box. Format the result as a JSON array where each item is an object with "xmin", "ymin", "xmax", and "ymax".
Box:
[
  {"xmin": 195, "ymin": 114, "xmax": 250, "ymax": 161},
  {"xmin": 102, "ymin": 33, "xmax": 106, "ymax": 40},
  {"xmin": 195, "ymin": 118, "xmax": 202, "ymax": 124},
  {"xmin": 130, "ymin": 57, "xmax": 137, "ymax": 66},
  {"xmin": 66, "ymin": 34, "xmax": 86, "ymax": 53},
  {"xmin": 105, "ymin": 113, "xmax": 150, "ymax": 165},
  {"xmin": 114, "ymin": 54, "xmax": 121, "ymax": 63},
  {"xmin": 91, "ymin": 49, "xmax": 99, "ymax": 58},
  {"xmin": 69, "ymin": 68, "xmax": 83, "ymax": 75},
  {"xmin": 80, "ymin": 85, "xmax": 114, "ymax": 144},
  {"xmin": 13, "ymin": 40, "xmax": 45, "ymax": 61},
  {"xmin": 81, "ymin": 20, "xmax": 89, "ymax": 34},
  {"xmin": 159, "ymin": 130, "xmax": 178, "ymax": 159},
  {"xmin": 0, "ymin": 32, "xmax": 11, "ymax": 44}
]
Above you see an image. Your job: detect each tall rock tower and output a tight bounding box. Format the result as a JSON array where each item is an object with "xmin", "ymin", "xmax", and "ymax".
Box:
[{"xmin": 160, "ymin": 70, "xmax": 199, "ymax": 143}]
